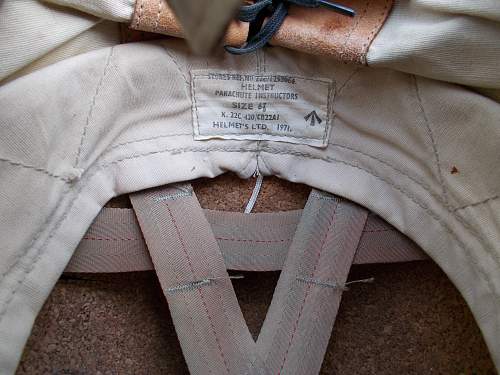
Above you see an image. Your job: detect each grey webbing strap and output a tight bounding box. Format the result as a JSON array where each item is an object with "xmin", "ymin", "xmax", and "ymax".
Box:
[
  {"xmin": 257, "ymin": 190, "xmax": 368, "ymax": 374},
  {"xmin": 130, "ymin": 185, "xmax": 256, "ymax": 375},
  {"xmin": 131, "ymin": 185, "xmax": 368, "ymax": 375},
  {"xmin": 65, "ymin": 208, "xmax": 426, "ymax": 273}
]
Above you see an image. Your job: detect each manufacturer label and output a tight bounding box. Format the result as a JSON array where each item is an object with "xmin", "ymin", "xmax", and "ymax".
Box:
[{"xmin": 191, "ymin": 70, "xmax": 333, "ymax": 148}]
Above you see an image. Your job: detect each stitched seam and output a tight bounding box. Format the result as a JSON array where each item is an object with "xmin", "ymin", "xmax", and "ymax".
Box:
[
  {"xmin": 279, "ymin": 202, "xmax": 339, "ymax": 373},
  {"xmin": 342, "ymin": 0, "xmax": 369, "ymax": 45},
  {"xmin": 208, "ymin": 281, "xmax": 241, "ymax": 368},
  {"xmin": 336, "ymin": 68, "xmax": 361, "ymax": 97},
  {"xmin": 191, "ymin": 73, "xmax": 332, "ymax": 143},
  {"xmin": 328, "ymin": 142, "xmax": 446, "ymax": 209},
  {"xmin": 0, "ymin": 147, "xmax": 496, "ymax": 363},
  {"xmin": 192, "ymin": 133, "xmax": 326, "ymax": 141},
  {"xmin": 310, "ymin": 192, "xmax": 339, "ymax": 202},
  {"xmin": 340, "ymin": 0, "xmax": 370, "ymax": 62},
  {"xmin": 0, "ymin": 147, "xmax": 258, "ymax": 307},
  {"xmin": 453, "ymin": 194, "xmax": 500, "ymax": 212},
  {"xmin": 153, "ymin": 0, "xmax": 162, "ymax": 32},
  {"xmin": 83, "ymin": 237, "xmax": 139, "ymax": 241},
  {"xmin": 0, "ymin": 181, "xmax": 73, "ymax": 283},
  {"xmin": 164, "ymin": 202, "xmax": 230, "ymax": 374},
  {"xmin": 107, "ymin": 144, "xmax": 500, "ymax": 271},
  {"xmin": 101, "ymin": 143, "xmax": 500, "ymax": 270},
  {"xmin": 0, "ymin": 157, "xmax": 71, "ymax": 183},
  {"xmin": 266, "ymin": 146, "xmax": 500, "ymax": 282},
  {"xmin": 314, "ymin": 154, "xmax": 500, "ymax": 293},
  {"xmin": 162, "ymin": 47, "xmax": 190, "ymax": 86},
  {"xmin": 360, "ymin": 0, "xmax": 391, "ymax": 64},
  {"xmin": 330, "ymin": 131, "xmax": 499, "ymax": 264},
  {"xmin": 80, "ymin": 232, "xmax": 393, "ymax": 241},
  {"xmin": 189, "ymin": 201, "xmax": 244, "ymax": 369},
  {"xmin": 192, "ymin": 76, "xmax": 200, "ymax": 137},
  {"xmin": 100, "ymin": 146, "xmax": 259, "ymax": 168},
  {"xmin": 105, "ymin": 133, "xmax": 192, "ymax": 154},
  {"xmin": 322, "ymin": 80, "xmax": 334, "ymax": 143},
  {"xmin": 134, "ymin": 0, "xmax": 144, "ymax": 29},
  {"xmin": 413, "ymin": 75, "xmax": 448, "ymax": 207},
  {"xmin": 1, "ymin": 145, "xmax": 498, "ymax": 336},
  {"xmin": 74, "ymin": 48, "xmax": 114, "ymax": 167},
  {"xmin": 192, "ymin": 72, "xmax": 332, "ymax": 85},
  {"xmin": 190, "ymin": 133, "xmax": 331, "ymax": 146},
  {"xmin": 154, "ymin": 187, "xmax": 193, "ymax": 201},
  {"xmin": 216, "ymin": 237, "xmax": 289, "ymax": 243},
  {"xmin": 145, "ymin": 200, "xmax": 211, "ymax": 374}
]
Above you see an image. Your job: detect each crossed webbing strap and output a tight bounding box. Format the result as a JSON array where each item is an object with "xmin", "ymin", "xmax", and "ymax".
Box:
[
  {"xmin": 256, "ymin": 190, "xmax": 367, "ymax": 374},
  {"xmin": 130, "ymin": 184, "xmax": 368, "ymax": 374},
  {"xmin": 131, "ymin": 185, "xmax": 255, "ymax": 374},
  {"xmin": 66, "ymin": 206, "xmax": 427, "ymax": 273}
]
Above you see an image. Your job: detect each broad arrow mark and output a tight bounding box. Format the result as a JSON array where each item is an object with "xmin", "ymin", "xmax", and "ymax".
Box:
[{"xmin": 304, "ymin": 110, "xmax": 322, "ymax": 126}]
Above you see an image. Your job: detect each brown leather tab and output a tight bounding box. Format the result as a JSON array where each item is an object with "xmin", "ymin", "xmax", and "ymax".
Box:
[
  {"xmin": 271, "ymin": 0, "xmax": 393, "ymax": 63},
  {"xmin": 130, "ymin": 0, "xmax": 248, "ymax": 46},
  {"xmin": 130, "ymin": 0, "xmax": 392, "ymax": 64}
]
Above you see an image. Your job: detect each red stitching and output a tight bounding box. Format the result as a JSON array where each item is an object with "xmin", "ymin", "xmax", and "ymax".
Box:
[
  {"xmin": 142, "ymin": 204, "xmax": 206, "ymax": 374},
  {"xmin": 278, "ymin": 202, "xmax": 339, "ymax": 374},
  {"xmin": 165, "ymin": 202, "xmax": 230, "ymax": 374}
]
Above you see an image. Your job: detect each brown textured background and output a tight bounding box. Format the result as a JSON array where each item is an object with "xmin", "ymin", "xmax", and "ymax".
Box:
[{"xmin": 18, "ymin": 175, "xmax": 496, "ymax": 374}]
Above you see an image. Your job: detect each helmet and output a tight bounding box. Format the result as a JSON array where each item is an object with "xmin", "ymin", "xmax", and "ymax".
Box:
[{"xmin": 1, "ymin": 1, "xmax": 499, "ymax": 374}]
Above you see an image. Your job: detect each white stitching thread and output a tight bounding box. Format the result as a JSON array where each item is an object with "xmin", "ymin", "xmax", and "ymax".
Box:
[{"xmin": 166, "ymin": 279, "xmax": 211, "ymax": 294}]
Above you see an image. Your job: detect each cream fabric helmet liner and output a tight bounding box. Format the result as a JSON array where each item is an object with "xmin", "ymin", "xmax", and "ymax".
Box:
[
  {"xmin": 4, "ymin": 0, "xmax": 500, "ymax": 88},
  {"xmin": 0, "ymin": 38, "xmax": 499, "ymax": 374}
]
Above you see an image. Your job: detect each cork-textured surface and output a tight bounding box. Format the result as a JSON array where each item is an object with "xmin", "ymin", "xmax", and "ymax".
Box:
[{"xmin": 17, "ymin": 175, "xmax": 496, "ymax": 374}]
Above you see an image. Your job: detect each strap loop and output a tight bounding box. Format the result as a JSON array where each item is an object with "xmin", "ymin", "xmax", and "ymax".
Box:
[
  {"xmin": 130, "ymin": 185, "xmax": 369, "ymax": 374},
  {"xmin": 225, "ymin": 0, "xmax": 355, "ymax": 54}
]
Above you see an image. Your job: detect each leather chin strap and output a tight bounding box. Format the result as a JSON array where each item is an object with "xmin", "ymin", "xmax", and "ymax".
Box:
[{"xmin": 129, "ymin": 184, "xmax": 369, "ymax": 375}]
